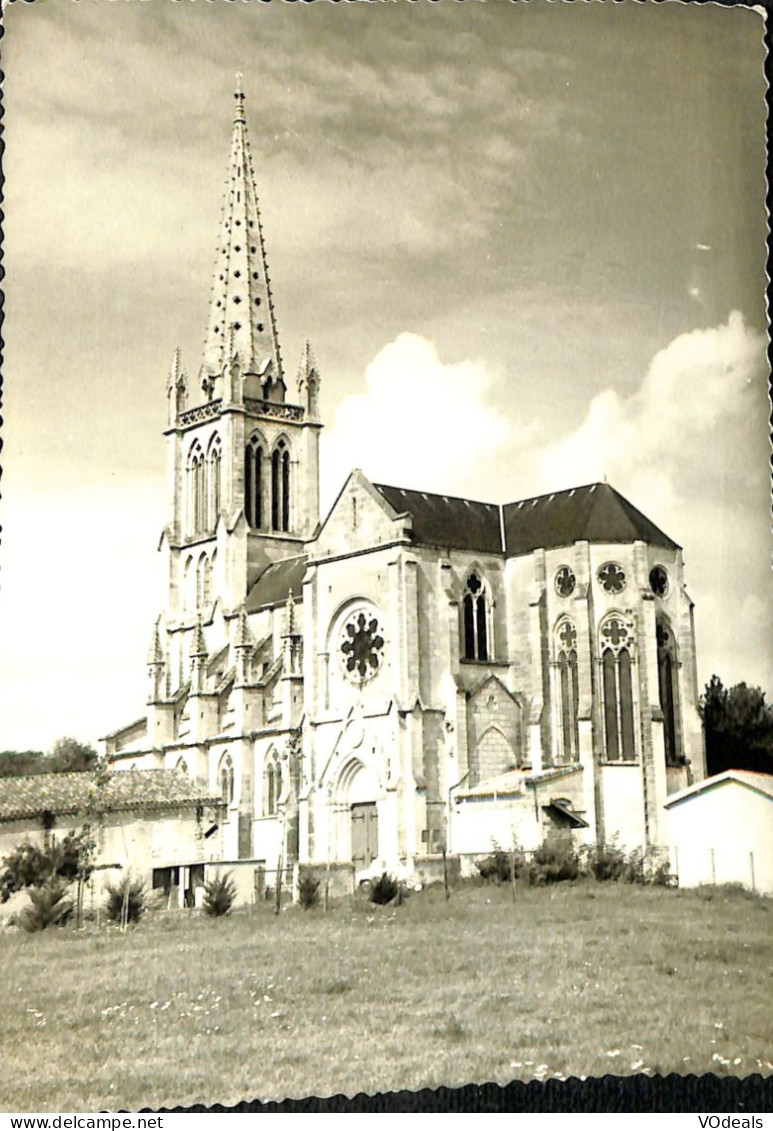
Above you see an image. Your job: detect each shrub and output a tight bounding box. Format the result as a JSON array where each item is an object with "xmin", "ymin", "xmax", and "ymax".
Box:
[
  {"xmin": 0, "ymin": 827, "xmax": 95, "ymax": 903},
  {"xmin": 477, "ymin": 848, "xmax": 512, "ymax": 884},
  {"xmin": 477, "ymin": 842, "xmax": 529, "ymax": 885},
  {"xmin": 585, "ymin": 840, "xmax": 627, "ymax": 882},
  {"xmin": 369, "ymin": 872, "xmax": 401, "ymax": 905},
  {"xmin": 19, "ymin": 880, "xmax": 74, "ymax": 932},
  {"xmin": 105, "ymin": 876, "xmax": 146, "ymax": 924},
  {"xmin": 297, "ymin": 871, "xmax": 320, "ymax": 910},
  {"xmin": 202, "ymin": 872, "xmax": 236, "ymax": 917},
  {"xmin": 531, "ymin": 839, "xmax": 580, "ymax": 884},
  {"xmin": 623, "ymin": 847, "xmax": 647, "ymax": 885}
]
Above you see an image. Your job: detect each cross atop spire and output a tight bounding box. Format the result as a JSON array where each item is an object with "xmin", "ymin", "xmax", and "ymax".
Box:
[{"xmin": 200, "ymin": 83, "xmax": 283, "ymax": 388}]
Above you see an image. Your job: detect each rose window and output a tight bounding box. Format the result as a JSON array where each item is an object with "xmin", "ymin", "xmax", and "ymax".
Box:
[
  {"xmin": 555, "ymin": 566, "xmax": 576, "ymax": 598},
  {"xmin": 598, "ymin": 562, "xmax": 626, "ymax": 594},
  {"xmin": 649, "ymin": 566, "xmax": 669, "ymax": 598},
  {"xmin": 340, "ymin": 608, "xmax": 385, "ymax": 684}
]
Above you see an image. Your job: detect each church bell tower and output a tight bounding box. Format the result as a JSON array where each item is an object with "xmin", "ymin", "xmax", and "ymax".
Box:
[{"xmin": 159, "ymin": 78, "xmax": 322, "ymax": 638}]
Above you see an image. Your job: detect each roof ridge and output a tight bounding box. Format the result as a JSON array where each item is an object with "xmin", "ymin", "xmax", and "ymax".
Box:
[{"xmin": 373, "ymin": 482, "xmax": 499, "ymax": 509}]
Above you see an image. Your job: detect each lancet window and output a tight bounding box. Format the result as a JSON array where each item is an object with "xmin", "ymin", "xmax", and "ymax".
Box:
[
  {"xmin": 462, "ymin": 571, "xmax": 492, "ymax": 662},
  {"xmin": 600, "ymin": 615, "xmax": 636, "ymax": 762},
  {"xmin": 555, "ymin": 620, "xmax": 580, "ymax": 763},
  {"xmin": 196, "ymin": 553, "xmax": 212, "ymax": 608},
  {"xmin": 208, "ymin": 437, "xmax": 222, "ymax": 530},
  {"xmin": 219, "ymin": 753, "xmax": 234, "ymax": 806},
  {"xmin": 271, "ymin": 439, "xmax": 291, "ymax": 533},
  {"xmin": 244, "ymin": 434, "xmax": 265, "ymax": 530},
  {"xmin": 263, "ymin": 750, "xmax": 281, "ymax": 816},
  {"xmin": 187, "ymin": 442, "xmax": 206, "ymax": 536},
  {"xmin": 657, "ymin": 617, "xmax": 680, "ymax": 766}
]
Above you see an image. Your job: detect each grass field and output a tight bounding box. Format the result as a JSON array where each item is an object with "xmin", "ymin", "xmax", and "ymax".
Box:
[{"xmin": 1, "ymin": 880, "xmax": 771, "ymax": 1111}]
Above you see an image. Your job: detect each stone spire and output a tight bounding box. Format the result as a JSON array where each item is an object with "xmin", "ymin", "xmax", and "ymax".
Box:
[{"xmin": 200, "ymin": 77, "xmax": 283, "ymax": 389}]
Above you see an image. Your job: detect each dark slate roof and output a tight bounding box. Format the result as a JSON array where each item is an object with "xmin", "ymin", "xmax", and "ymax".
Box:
[
  {"xmin": 0, "ymin": 770, "xmax": 221, "ymax": 822},
  {"xmin": 372, "ymin": 484, "xmax": 502, "ymax": 554},
  {"xmin": 503, "ymin": 483, "xmax": 679, "ymax": 556},
  {"xmin": 245, "ymin": 555, "xmax": 308, "ymax": 612}
]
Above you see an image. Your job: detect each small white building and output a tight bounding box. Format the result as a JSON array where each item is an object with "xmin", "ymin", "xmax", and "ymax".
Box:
[{"xmin": 664, "ymin": 770, "xmax": 773, "ymax": 895}]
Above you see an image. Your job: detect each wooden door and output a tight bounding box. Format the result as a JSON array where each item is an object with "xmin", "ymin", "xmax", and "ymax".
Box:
[{"xmin": 351, "ymin": 802, "xmax": 378, "ymax": 868}]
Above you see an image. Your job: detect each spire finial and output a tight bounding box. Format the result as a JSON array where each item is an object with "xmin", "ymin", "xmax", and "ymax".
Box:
[{"xmin": 234, "ymin": 73, "xmax": 246, "ymax": 124}]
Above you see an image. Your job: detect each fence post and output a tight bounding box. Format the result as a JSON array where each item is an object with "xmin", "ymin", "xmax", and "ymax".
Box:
[{"xmin": 274, "ymin": 855, "xmax": 282, "ymax": 917}]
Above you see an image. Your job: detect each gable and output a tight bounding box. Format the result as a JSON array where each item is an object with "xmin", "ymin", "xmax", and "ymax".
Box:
[{"xmin": 313, "ymin": 471, "xmax": 411, "ymax": 560}]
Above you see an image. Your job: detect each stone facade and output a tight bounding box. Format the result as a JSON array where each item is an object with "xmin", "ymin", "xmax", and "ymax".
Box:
[{"xmin": 103, "ymin": 87, "xmax": 706, "ymax": 890}]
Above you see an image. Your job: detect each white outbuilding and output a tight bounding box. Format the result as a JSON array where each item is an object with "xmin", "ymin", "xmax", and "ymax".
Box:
[{"xmin": 664, "ymin": 770, "xmax": 773, "ymax": 895}]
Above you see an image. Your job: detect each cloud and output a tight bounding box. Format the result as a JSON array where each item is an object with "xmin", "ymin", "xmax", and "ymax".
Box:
[
  {"xmin": 320, "ymin": 333, "xmax": 517, "ymax": 507},
  {"xmin": 533, "ymin": 312, "xmax": 771, "ymax": 690},
  {"xmin": 537, "ymin": 311, "xmax": 765, "ymax": 500}
]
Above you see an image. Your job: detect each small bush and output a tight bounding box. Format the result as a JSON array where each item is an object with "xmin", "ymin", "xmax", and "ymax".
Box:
[
  {"xmin": 202, "ymin": 872, "xmax": 236, "ymax": 917},
  {"xmin": 369, "ymin": 872, "xmax": 400, "ymax": 905},
  {"xmin": 19, "ymin": 880, "xmax": 74, "ymax": 932},
  {"xmin": 297, "ymin": 872, "xmax": 320, "ymax": 910},
  {"xmin": 623, "ymin": 847, "xmax": 647, "ymax": 885},
  {"xmin": 531, "ymin": 839, "xmax": 580, "ymax": 884},
  {"xmin": 585, "ymin": 841, "xmax": 627, "ymax": 882},
  {"xmin": 105, "ymin": 876, "xmax": 146, "ymax": 924},
  {"xmin": 477, "ymin": 842, "xmax": 529, "ymax": 885}
]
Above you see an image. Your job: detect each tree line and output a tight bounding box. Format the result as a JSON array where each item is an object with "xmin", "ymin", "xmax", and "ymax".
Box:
[{"xmin": 0, "ymin": 737, "xmax": 97, "ymax": 777}]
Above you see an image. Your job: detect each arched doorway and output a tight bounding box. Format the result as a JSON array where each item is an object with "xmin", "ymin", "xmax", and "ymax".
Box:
[{"xmin": 338, "ymin": 759, "xmax": 380, "ymax": 870}]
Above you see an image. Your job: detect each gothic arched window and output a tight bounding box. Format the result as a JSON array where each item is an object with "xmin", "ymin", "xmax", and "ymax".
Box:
[
  {"xmin": 462, "ymin": 571, "xmax": 491, "ymax": 661},
  {"xmin": 196, "ymin": 553, "xmax": 211, "ymax": 608},
  {"xmin": 244, "ymin": 434, "xmax": 265, "ymax": 529},
  {"xmin": 271, "ymin": 439, "xmax": 290, "ymax": 533},
  {"xmin": 187, "ymin": 442, "xmax": 205, "ymax": 536},
  {"xmin": 182, "ymin": 555, "xmax": 193, "ymax": 611},
  {"xmin": 600, "ymin": 615, "xmax": 636, "ymax": 762},
  {"xmin": 219, "ymin": 753, "xmax": 234, "ymax": 806},
  {"xmin": 657, "ymin": 617, "xmax": 680, "ymax": 766},
  {"xmin": 555, "ymin": 620, "xmax": 580, "ymax": 763},
  {"xmin": 208, "ymin": 437, "xmax": 222, "ymax": 531},
  {"xmin": 263, "ymin": 751, "xmax": 280, "ymax": 816}
]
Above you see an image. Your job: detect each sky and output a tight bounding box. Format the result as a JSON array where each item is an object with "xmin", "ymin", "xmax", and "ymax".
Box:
[{"xmin": 1, "ymin": 0, "xmax": 769, "ymax": 752}]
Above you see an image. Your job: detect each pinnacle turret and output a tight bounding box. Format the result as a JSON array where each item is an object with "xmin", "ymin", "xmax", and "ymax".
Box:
[
  {"xmin": 189, "ymin": 618, "xmax": 208, "ymax": 659},
  {"xmin": 147, "ymin": 618, "xmax": 165, "ymax": 666},
  {"xmin": 296, "ymin": 341, "xmax": 320, "ymax": 419},
  {"xmin": 200, "ymin": 80, "xmax": 283, "ymax": 389}
]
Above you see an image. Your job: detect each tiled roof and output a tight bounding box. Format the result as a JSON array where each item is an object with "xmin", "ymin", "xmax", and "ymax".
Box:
[
  {"xmin": 0, "ymin": 770, "xmax": 222, "ymax": 822},
  {"xmin": 245, "ymin": 555, "xmax": 308, "ymax": 612},
  {"xmin": 372, "ymin": 484, "xmax": 502, "ymax": 554},
  {"xmin": 503, "ymin": 483, "xmax": 679, "ymax": 556},
  {"xmin": 664, "ymin": 769, "xmax": 773, "ymax": 808}
]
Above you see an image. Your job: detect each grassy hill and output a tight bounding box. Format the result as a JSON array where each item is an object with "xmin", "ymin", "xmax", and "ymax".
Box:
[{"xmin": 1, "ymin": 880, "xmax": 771, "ymax": 1110}]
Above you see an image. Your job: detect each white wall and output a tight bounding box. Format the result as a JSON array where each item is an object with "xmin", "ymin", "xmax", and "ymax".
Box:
[{"xmin": 666, "ymin": 781, "xmax": 773, "ymax": 895}]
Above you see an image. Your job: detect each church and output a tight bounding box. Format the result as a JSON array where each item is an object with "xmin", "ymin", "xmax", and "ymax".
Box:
[{"xmin": 103, "ymin": 84, "xmax": 706, "ymax": 891}]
